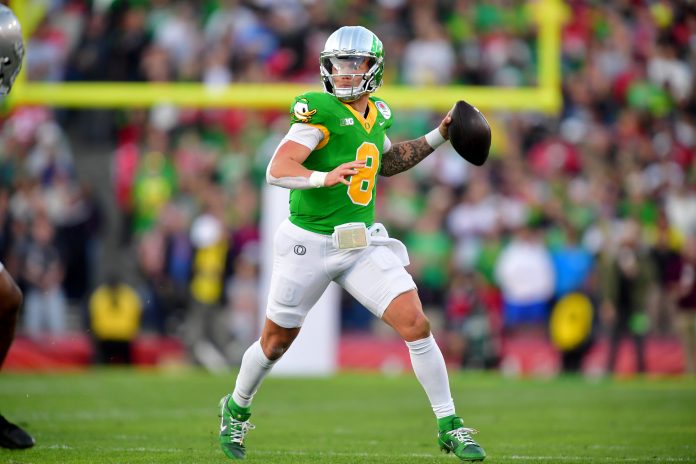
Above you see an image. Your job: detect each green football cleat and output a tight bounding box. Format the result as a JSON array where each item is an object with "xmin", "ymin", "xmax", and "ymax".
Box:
[
  {"xmin": 218, "ymin": 394, "xmax": 255, "ymax": 459},
  {"xmin": 438, "ymin": 417, "xmax": 486, "ymax": 461}
]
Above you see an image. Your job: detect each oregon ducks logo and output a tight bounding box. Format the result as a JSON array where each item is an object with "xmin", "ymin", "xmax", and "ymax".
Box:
[
  {"xmin": 292, "ymin": 99, "xmax": 316, "ymax": 123},
  {"xmin": 293, "ymin": 245, "xmax": 306, "ymax": 255}
]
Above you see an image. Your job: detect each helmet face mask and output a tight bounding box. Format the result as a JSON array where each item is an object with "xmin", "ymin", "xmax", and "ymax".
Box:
[
  {"xmin": 320, "ymin": 26, "xmax": 384, "ymax": 102},
  {"xmin": 0, "ymin": 5, "xmax": 24, "ymax": 96}
]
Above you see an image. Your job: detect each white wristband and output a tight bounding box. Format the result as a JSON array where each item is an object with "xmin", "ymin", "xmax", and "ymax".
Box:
[
  {"xmin": 424, "ymin": 128, "xmax": 446, "ymax": 149},
  {"xmin": 309, "ymin": 171, "xmax": 328, "ymax": 188}
]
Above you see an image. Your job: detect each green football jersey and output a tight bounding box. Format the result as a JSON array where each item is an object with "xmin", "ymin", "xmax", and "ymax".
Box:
[{"xmin": 287, "ymin": 91, "xmax": 393, "ymax": 235}]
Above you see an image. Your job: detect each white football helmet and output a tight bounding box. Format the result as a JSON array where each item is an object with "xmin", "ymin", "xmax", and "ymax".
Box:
[
  {"xmin": 0, "ymin": 5, "xmax": 23, "ymax": 96},
  {"xmin": 320, "ymin": 26, "xmax": 384, "ymax": 102}
]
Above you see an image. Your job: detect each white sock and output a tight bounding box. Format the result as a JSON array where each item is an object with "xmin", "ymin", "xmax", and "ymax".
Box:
[
  {"xmin": 405, "ymin": 333, "xmax": 456, "ymax": 419},
  {"xmin": 231, "ymin": 340, "xmax": 278, "ymax": 408}
]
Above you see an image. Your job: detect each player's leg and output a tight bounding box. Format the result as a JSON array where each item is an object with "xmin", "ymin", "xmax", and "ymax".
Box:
[
  {"xmin": 338, "ymin": 246, "xmax": 485, "ymax": 461},
  {"xmin": 0, "ymin": 266, "xmax": 35, "ymax": 449},
  {"xmin": 219, "ymin": 319, "xmax": 301, "ymax": 459},
  {"xmin": 230, "ymin": 318, "xmax": 300, "ymax": 411},
  {"xmin": 674, "ymin": 311, "xmax": 696, "ymax": 374},
  {"xmin": 606, "ymin": 314, "xmax": 625, "ymax": 374},
  {"xmin": 0, "ymin": 267, "xmax": 22, "ymax": 366},
  {"xmin": 219, "ymin": 220, "xmax": 332, "ymax": 459},
  {"xmin": 382, "ymin": 291, "xmax": 451, "ymax": 409},
  {"xmin": 381, "ymin": 292, "xmax": 484, "ymax": 461}
]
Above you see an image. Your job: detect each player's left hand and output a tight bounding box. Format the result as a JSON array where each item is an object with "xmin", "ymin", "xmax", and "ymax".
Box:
[{"xmin": 437, "ymin": 106, "xmax": 454, "ymax": 141}]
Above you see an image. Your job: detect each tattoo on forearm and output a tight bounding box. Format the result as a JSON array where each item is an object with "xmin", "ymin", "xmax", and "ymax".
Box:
[{"xmin": 379, "ymin": 137, "xmax": 434, "ymax": 177}]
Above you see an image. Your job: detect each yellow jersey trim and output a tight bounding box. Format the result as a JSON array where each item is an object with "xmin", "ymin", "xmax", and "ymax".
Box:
[
  {"xmin": 341, "ymin": 100, "xmax": 378, "ymax": 134},
  {"xmin": 307, "ymin": 123, "xmax": 330, "ymax": 149}
]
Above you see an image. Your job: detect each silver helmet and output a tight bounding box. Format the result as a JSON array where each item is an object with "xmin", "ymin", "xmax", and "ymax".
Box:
[
  {"xmin": 0, "ymin": 5, "xmax": 23, "ymax": 96},
  {"xmin": 320, "ymin": 26, "xmax": 384, "ymax": 102}
]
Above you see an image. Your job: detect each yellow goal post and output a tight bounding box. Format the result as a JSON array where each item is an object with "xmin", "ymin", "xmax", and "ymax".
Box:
[{"xmin": 8, "ymin": 0, "xmax": 565, "ymax": 113}]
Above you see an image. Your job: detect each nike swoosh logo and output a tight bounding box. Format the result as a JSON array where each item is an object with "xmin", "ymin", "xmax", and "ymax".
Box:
[{"xmin": 379, "ymin": 121, "xmax": 385, "ymax": 126}]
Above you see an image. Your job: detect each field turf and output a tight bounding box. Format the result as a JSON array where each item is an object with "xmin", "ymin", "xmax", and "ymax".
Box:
[{"xmin": 1, "ymin": 369, "xmax": 695, "ymax": 463}]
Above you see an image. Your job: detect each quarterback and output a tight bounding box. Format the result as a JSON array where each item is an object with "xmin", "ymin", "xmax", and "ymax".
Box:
[
  {"xmin": 0, "ymin": 4, "xmax": 35, "ymax": 450},
  {"xmin": 218, "ymin": 26, "xmax": 486, "ymax": 461}
]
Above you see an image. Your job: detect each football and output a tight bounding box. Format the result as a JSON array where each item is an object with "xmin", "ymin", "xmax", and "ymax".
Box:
[{"xmin": 447, "ymin": 100, "xmax": 491, "ymax": 166}]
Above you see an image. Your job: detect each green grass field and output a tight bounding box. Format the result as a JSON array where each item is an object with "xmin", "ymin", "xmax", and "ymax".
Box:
[{"xmin": 1, "ymin": 369, "xmax": 695, "ymax": 463}]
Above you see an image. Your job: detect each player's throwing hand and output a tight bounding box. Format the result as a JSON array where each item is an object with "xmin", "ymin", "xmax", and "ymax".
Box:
[{"xmin": 437, "ymin": 107, "xmax": 454, "ymax": 141}]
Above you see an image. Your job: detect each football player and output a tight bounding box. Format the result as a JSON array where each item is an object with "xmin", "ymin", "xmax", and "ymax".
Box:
[
  {"xmin": 218, "ymin": 26, "xmax": 485, "ymax": 461},
  {"xmin": 0, "ymin": 4, "xmax": 35, "ymax": 450}
]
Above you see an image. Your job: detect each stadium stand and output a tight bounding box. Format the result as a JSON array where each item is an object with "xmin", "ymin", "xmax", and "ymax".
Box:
[{"xmin": 1, "ymin": 0, "xmax": 695, "ymax": 375}]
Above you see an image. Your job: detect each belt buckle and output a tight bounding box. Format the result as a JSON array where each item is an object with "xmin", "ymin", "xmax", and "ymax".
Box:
[{"xmin": 332, "ymin": 222, "xmax": 369, "ymax": 250}]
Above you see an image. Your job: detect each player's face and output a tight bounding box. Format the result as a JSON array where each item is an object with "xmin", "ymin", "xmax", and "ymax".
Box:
[{"xmin": 330, "ymin": 57, "xmax": 370, "ymax": 89}]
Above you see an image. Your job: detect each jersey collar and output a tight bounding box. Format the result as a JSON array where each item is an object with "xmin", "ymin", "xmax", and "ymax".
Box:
[{"xmin": 341, "ymin": 99, "xmax": 378, "ymax": 134}]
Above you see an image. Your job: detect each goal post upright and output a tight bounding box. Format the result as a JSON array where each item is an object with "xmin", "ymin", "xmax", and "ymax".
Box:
[{"xmin": 8, "ymin": 0, "xmax": 564, "ymax": 113}]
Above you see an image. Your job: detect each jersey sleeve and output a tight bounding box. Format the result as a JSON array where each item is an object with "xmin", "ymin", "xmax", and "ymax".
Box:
[
  {"xmin": 283, "ymin": 123, "xmax": 325, "ymax": 151},
  {"xmin": 289, "ymin": 92, "xmax": 331, "ymax": 150}
]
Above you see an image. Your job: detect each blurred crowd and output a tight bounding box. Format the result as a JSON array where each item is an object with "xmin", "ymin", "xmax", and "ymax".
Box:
[
  {"xmin": 1, "ymin": 0, "xmax": 696, "ymax": 373},
  {"xmin": 29, "ymin": 0, "xmax": 538, "ymax": 87}
]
